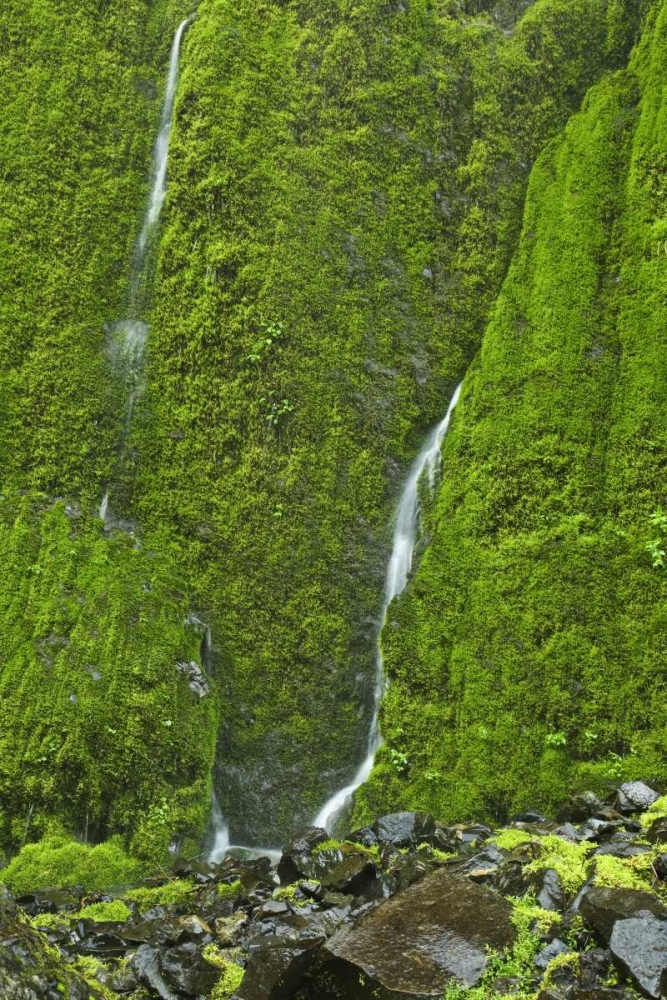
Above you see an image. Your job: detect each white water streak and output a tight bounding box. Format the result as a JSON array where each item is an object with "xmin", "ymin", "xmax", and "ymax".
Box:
[
  {"xmin": 138, "ymin": 16, "xmax": 193, "ymax": 253},
  {"xmin": 314, "ymin": 383, "xmax": 463, "ymax": 832}
]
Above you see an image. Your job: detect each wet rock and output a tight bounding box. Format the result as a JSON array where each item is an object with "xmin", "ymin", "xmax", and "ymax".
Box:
[
  {"xmin": 279, "ymin": 844, "xmax": 377, "ymax": 898},
  {"xmin": 609, "ymin": 913, "xmax": 667, "ymax": 998},
  {"xmin": 654, "ymin": 855, "xmax": 667, "ymax": 880},
  {"xmin": 132, "ymin": 940, "xmax": 220, "ymax": 998},
  {"xmin": 616, "ymin": 782, "xmax": 660, "ymax": 815},
  {"xmin": 536, "ymin": 869, "xmax": 565, "ymax": 911},
  {"xmin": 453, "ymin": 824, "xmax": 493, "ymax": 849},
  {"xmin": 176, "ymin": 660, "xmax": 210, "ymax": 699},
  {"xmin": 372, "ymin": 811, "xmax": 436, "ymax": 847},
  {"xmin": 347, "ymin": 827, "xmax": 378, "ymax": 847},
  {"xmin": 0, "ymin": 895, "xmax": 104, "ymax": 1000},
  {"xmin": 513, "ymin": 809, "xmax": 548, "ymax": 824},
  {"xmin": 308, "ymin": 868, "xmax": 515, "ymax": 997},
  {"xmin": 580, "ymin": 887, "xmax": 667, "ymax": 942},
  {"xmin": 385, "ymin": 852, "xmax": 429, "ymax": 892},
  {"xmin": 160, "ymin": 941, "xmax": 221, "ymax": 995},
  {"xmin": 117, "ymin": 914, "xmax": 183, "ymax": 945},
  {"xmin": 16, "ymin": 889, "xmax": 80, "ymax": 916},
  {"xmin": 131, "ymin": 944, "xmax": 179, "ymax": 1000},
  {"xmin": 646, "ymin": 818, "xmax": 667, "ymax": 845},
  {"xmin": 215, "ymin": 912, "xmax": 248, "ymax": 947},
  {"xmin": 558, "ymin": 792, "xmax": 606, "ymax": 824},
  {"xmin": 283, "ymin": 827, "xmax": 330, "ymax": 856},
  {"xmin": 535, "ymin": 939, "xmax": 570, "ymax": 970},
  {"xmin": 494, "ymin": 861, "xmax": 531, "ymax": 898},
  {"xmin": 594, "ymin": 841, "xmax": 650, "ymax": 858},
  {"xmin": 256, "ymin": 900, "xmax": 290, "ymax": 919},
  {"xmin": 238, "ymin": 932, "xmax": 324, "ymax": 1000},
  {"xmin": 299, "ymin": 882, "xmax": 326, "ymax": 902},
  {"xmin": 456, "ymin": 844, "xmax": 508, "ymax": 884}
]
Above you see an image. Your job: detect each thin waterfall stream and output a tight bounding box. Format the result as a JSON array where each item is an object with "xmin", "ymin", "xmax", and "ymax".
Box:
[
  {"xmin": 99, "ymin": 11, "xmax": 465, "ymax": 861},
  {"xmin": 313, "ymin": 382, "xmax": 463, "ymax": 833},
  {"xmin": 209, "ymin": 383, "xmax": 463, "ymax": 857},
  {"xmin": 99, "ymin": 14, "xmax": 193, "ymax": 529}
]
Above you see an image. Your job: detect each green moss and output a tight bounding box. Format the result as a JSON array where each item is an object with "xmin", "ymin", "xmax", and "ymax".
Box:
[
  {"xmin": 642, "ymin": 795, "xmax": 667, "ymax": 827},
  {"xmin": 525, "ymin": 837, "xmax": 591, "ymax": 895},
  {"xmin": 592, "ymin": 854, "xmax": 650, "ymax": 890},
  {"xmin": 273, "ymin": 882, "xmax": 309, "ymax": 907},
  {"xmin": 541, "ymin": 952, "xmax": 580, "ymax": 988},
  {"xmin": 123, "ymin": 878, "xmax": 195, "ymax": 910},
  {"xmin": 203, "ymin": 946, "xmax": 245, "ymax": 998},
  {"xmin": 75, "ymin": 900, "xmax": 131, "ymax": 923},
  {"xmin": 0, "ymin": 835, "xmax": 146, "ymax": 893},
  {"xmin": 217, "ymin": 879, "xmax": 242, "ymax": 900},
  {"xmin": 360, "ymin": 1, "xmax": 667, "ymax": 826},
  {"xmin": 491, "ymin": 829, "xmax": 535, "ymax": 852}
]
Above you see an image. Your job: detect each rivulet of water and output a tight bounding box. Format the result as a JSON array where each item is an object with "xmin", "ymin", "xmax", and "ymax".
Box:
[
  {"xmin": 313, "ymin": 383, "xmax": 463, "ymax": 833},
  {"xmin": 100, "ymin": 16, "xmax": 193, "ymax": 530}
]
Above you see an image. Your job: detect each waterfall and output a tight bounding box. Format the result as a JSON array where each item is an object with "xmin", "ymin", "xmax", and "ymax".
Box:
[
  {"xmin": 100, "ymin": 15, "xmax": 193, "ymax": 529},
  {"xmin": 137, "ymin": 15, "xmax": 194, "ymax": 256},
  {"xmin": 313, "ymin": 382, "xmax": 463, "ymax": 833},
  {"xmin": 208, "ymin": 790, "xmax": 282, "ymax": 865}
]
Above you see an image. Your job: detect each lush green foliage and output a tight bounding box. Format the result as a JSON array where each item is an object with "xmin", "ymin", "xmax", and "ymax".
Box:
[
  {"xmin": 136, "ymin": 0, "xmax": 641, "ymax": 843},
  {"xmin": 0, "ymin": 0, "xmax": 658, "ymax": 864},
  {"xmin": 357, "ymin": 0, "xmax": 667, "ymax": 825},
  {"xmin": 0, "ymin": 0, "xmax": 216, "ymax": 860},
  {"xmin": 0, "ymin": 834, "xmax": 145, "ymax": 893}
]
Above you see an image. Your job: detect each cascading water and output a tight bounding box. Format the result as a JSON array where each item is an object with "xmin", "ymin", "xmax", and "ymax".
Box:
[
  {"xmin": 313, "ymin": 382, "xmax": 463, "ymax": 833},
  {"xmin": 99, "ymin": 15, "xmax": 193, "ymax": 528}
]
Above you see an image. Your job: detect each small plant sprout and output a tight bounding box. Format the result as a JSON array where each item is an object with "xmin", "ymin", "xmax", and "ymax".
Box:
[
  {"xmin": 545, "ymin": 731, "xmax": 567, "ymax": 748},
  {"xmin": 646, "ymin": 507, "xmax": 667, "ymax": 568},
  {"xmin": 389, "ymin": 749, "xmax": 409, "ymax": 774}
]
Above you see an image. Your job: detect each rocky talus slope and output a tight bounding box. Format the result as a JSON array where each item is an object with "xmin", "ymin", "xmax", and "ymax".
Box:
[{"xmin": 3, "ymin": 783, "xmax": 667, "ymax": 999}]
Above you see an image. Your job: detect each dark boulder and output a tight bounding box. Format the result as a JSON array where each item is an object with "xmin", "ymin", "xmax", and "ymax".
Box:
[
  {"xmin": 535, "ymin": 939, "xmax": 570, "ymax": 970},
  {"xmin": 372, "ymin": 812, "xmax": 436, "ymax": 847},
  {"xmin": 0, "ymin": 894, "xmax": 105, "ymax": 1000},
  {"xmin": 654, "ymin": 855, "xmax": 667, "ymax": 880},
  {"xmin": 616, "ymin": 783, "xmax": 660, "ymax": 815},
  {"xmin": 580, "ymin": 887, "xmax": 667, "ymax": 943},
  {"xmin": 609, "ymin": 913, "xmax": 667, "ymax": 998},
  {"xmin": 536, "ymin": 869, "xmax": 565, "ymax": 911},
  {"xmin": 305, "ymin": 867, "xmax": 515, "ymax": 998},
  {"xmin": 558, "ymin": 793, "xmax": 606, "ymax": 824},
  {"xmin": 131, "ymin": 941, "xmax": 220, "ymax": 998},
  {"xmin": 238, "ymin": 932, "xmax": 324, "ymax": 1000},
  {"xmin": 513, "ymin": 809, "xmax": 548, "ymax": 824},
  {"xmin": 282, "ymin": 827, "xmax": 330, "ymax": 856},
  {"xmin": 647, "ymin": 818, "xmax": 667, "ymax": 846}
]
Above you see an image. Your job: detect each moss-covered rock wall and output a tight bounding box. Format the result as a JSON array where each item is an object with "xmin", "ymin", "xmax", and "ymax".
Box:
[
  {"xmin": 0, "ymin": 0, "xmax": 656, "ymax": 860},
  {"xmin": 357, "ymin": 0, "xmax": 667, "ymax": 826}
]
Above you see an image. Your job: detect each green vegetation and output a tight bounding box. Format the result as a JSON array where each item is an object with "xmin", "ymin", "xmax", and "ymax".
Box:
[
  {"xmin": 0, "ymin": 0, "xmax": 660, "ymax": 871},
  {"xmin": 525, "ymin": 837, "xmax": 591, "ymax": 895},
  {"xmin": 0, "ymin": 834, "xmax": 145, "ymax": 893},
  {"xmin": 357, "ymin": 0, "xmax": 667, "ymax": 826},
  {"xmin": 137, "ymin": 0, "xmax": 644, "ymax": 844},
  {"xmin": 123, "ymin": 877, "xmax": 195, "ymax": 910},
  {"xmin": 203, "ymin": 946, "xmax": 245, "ymax": 1000},
  {"xmin": 75, "ymin": 900, "xmax": 131, "ymax": 923}
]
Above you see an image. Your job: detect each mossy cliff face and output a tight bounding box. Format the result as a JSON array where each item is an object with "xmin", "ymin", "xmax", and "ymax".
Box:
[
  {"xmin": 131, "ymin": 0, "xmax": 642, "ymax": 844},
  {"xmin": 357, "ymin": 0, "xmax": 667, "ymax": 827},
  {"xmin": 0, "ymin": 0, "xmax": 653, "ymax": 861},
  {"xmin": 0, "ymin": 0, "xmax": 216, "ymax": 860}
]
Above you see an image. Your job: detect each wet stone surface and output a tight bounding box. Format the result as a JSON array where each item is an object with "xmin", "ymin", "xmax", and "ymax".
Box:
[{"xmin": 3, "ymin": 784, "xmax": 667, "ymax": 999}]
